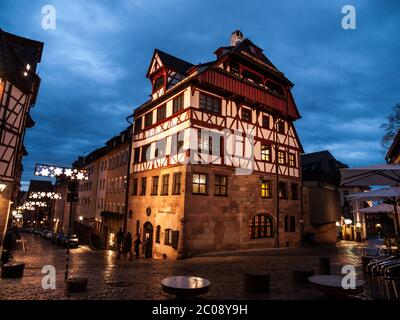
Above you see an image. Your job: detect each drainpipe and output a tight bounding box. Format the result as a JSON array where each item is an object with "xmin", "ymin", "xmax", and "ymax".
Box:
[{"xmin": 274, "ymin": 115, "xmax": 280, "ymax": 248}]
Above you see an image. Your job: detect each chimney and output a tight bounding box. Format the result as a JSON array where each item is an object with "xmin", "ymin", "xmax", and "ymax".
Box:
[{"xmin": 230, "ymin": 30, "xmax": 244, "ymax": 46}]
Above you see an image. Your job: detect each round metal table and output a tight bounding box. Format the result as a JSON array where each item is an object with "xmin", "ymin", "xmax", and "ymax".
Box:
[
  {"xmin": 161, "ymin": 276, "xmax": 211, "ymax": 298},
  {"xmin": 308, "ymin": 275, "xmax": 365, "ymax": 298}
]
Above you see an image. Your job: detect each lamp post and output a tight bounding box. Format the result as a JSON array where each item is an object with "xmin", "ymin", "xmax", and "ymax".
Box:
[{"xmin": 34, "ymin": 163, "xmax": 87, "ymax": 280}]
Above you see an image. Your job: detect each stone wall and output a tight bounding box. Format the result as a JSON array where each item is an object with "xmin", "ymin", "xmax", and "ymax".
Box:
[{"xmin": 184, "ymin": 164, "xmax": 302, "ymax": 256}]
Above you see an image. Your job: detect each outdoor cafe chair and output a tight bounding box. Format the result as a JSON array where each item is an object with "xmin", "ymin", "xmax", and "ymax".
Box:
[{"xmin": 383, "ymin": 261, "xmax": 400, "ymax": 300}]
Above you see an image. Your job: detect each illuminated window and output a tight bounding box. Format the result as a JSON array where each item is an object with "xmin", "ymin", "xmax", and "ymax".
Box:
[
  {"xmin": 192, "ymin": 173, "xmax": 207, "ymax": 194},
  {"xmin": 277, "ymin": 150, "xmax": 286, "ymax": 164},
  {"xmin": 261, "ymin": 180, "xmax": 271, "ymax": 198},
  {"xmin": 241, "ymin": 108, "xmax": 252, "ymax": 122},
  {"xmin": 261, "ymin": 145, "xmax": 271, "ymax": 162},
  {"xmin": 214, "ymin": 175, "xmax": 227, "ymax": 196},
  {"xmin": 151, "ymin": 176, "xmax": 159, "ymax": 195},
  {"xmin": 161, "ymin": 174, "xmax": 169, "ymax": 195},
  {"xmin": 173, "ymin": 94, "xmax": 184, "ymax": 113},
  {"xmin": 278, "ymin": 182, "xmax": 287, "ymax": 199},
  {"xmin": 164, "ymin": 229, "xmax": 173, "ymax": 245},
  {"xmin": 199, "ymin": 93, "xmax": 221, "ymax": 114},
  {"xmin": 249, "ymin": 214, "xmax": 273, "ymax": 239},
  {"xmin": 289, "ymin": 153, "xmax": 296, "ymax": 167}
]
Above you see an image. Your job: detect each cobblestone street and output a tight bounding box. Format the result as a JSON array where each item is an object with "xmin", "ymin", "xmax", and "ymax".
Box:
[{"xmin": 0, "ymin": 233, "xmax": 375, "ymax": 300}]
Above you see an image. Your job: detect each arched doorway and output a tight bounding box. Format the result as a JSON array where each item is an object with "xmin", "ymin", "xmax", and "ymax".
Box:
[{"xmin": 142, "ymin": 222, "xmax": 153, "ymax": 258}]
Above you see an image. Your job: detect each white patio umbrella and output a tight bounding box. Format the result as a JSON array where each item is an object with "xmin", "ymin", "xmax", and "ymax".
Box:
[
  {"xmin": 346, "ymin": 187, "xmax": 400, "ymax": 236},
  {"xmin": 340, "ymin": 164, "xmax": 400, "ymax": 187},
  {"xmin": 358, "ymin": 203, "xmax": 400, "ymax": 214}
]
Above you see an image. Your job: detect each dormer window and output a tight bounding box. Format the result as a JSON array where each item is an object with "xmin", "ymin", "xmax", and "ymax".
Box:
[
  {"xmin": 153, "ymin": 75, "xmax": 164, "ymax": 92},
  {"xmin": 266, "ymin": 80, "xmax": 284, "ymax": 97},
  {"xmin": 229, "ymin": 61, "xmax": 240, "ymax": 76},
  {"xmin": 242, "ymin": 69, "xmax": 262, "ymax": 85}
]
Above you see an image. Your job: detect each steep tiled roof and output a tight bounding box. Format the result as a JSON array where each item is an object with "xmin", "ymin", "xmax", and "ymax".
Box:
[
  {"xmin": 153, "ymin": 49, "xmax": 194, "ymax": 75},
  {"xmin": 0, "ymin": 28, "xmax": 43, "ymax": 93}
]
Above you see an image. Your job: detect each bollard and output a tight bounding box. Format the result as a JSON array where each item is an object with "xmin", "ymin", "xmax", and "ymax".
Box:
[
  {"xmin": 1, "ymin": 262, "xmax": 25, "ymax": 278},
  {"xmin": 318, "ymin": 257, "xmax": 331, "ymax": 275}
]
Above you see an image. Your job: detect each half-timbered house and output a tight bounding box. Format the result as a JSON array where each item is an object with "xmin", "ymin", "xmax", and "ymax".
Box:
[
  {"xmin": 0, "ymin": 29, "xmax": 43, "ymax": 254},
  {"xmin": 128, "ymin": 30, "xmax": 303, "ymax": 258}
]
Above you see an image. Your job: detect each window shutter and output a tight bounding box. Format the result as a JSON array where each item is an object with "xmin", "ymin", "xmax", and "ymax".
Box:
[{"xmin": 171, "ymin": 230, "xmax": 179, "ymax": 249}]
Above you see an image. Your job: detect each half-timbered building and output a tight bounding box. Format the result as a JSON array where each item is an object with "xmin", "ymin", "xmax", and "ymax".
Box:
[
  {"xmin": 128, "ymin": 30, "xmax": 303, "ymax": 259},
  {"xmin": 0, "ymin": 29, "xmax": 43, "ymax": 254}
]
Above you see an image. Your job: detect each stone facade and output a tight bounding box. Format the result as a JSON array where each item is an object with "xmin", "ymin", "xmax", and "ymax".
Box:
[{"xmin": 127, "ymin": 31, "xmax": 303, "ymax": 259}]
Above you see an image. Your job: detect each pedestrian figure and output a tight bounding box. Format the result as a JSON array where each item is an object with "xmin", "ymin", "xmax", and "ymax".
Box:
[
  {"xmin": 116, "ymin": 228, "xmax": 124, "ymax": 258},
  {"xmin": 134, "ymin": 235, "xmax": 141, "ymax": 259},
  {"xmin": 125, "ymin": 232, "xmax": 132, "ymax": 253}
]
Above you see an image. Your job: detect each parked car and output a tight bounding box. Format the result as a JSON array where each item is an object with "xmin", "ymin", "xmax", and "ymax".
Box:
[
  {"xmin": 53, "ymin": 232, "xmax": 64, "ymax": 244},
  {"xmin": 63, "ymin": 234, "xmax": 79, "ymax": 248},
  {"xmin": 33, "ymin": 228, "xmax": 42, "ymax": 235},
  {"xmin": 39, "ymin": 230, "xmax": 48, "ymax": 238},
  {"xmin": 44, "ymin": 231, "xmax": 54, "ymax": 240}
]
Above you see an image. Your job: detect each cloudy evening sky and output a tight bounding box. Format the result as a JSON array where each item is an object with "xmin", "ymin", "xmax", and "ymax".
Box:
[{"xmin": 1, "ymin": 0, "xmax": 399, "ymax": 189}]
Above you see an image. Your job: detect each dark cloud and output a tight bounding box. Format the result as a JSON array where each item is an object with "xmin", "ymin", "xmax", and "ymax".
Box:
[{"xmin": 0, "ymin": 0, "xmax": 399, "ymax": 188}]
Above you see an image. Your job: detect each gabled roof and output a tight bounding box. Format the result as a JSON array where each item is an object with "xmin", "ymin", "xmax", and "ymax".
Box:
[
  {"xmin": 0, "ymin": 28, "xmax": 43, "ymax": 93},
  {"xmin": 146, "ymin": 48, "xmax": 194, "ymax": 78},
  {"xmin": 214, "ymin": 38, "xmax": 292, "ymax": 86}
]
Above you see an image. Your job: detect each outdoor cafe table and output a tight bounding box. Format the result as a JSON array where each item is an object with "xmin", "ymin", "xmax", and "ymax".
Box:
[
  {"xmin": 161, "ymin": 276, "xmax": 211, "ymax": 298},
  {"xmin": 308, "ymin": 275, "xmax": 365, "ymax": 298}
]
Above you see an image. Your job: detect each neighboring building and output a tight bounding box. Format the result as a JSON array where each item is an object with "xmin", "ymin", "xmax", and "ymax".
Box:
[
  {"xmin": 71, "ymin": 128, "xmax": 130, "ymax": 248},
  {"xmin": 101, "ymin": 128, "xmax": 130, "ymax": 250},
  {"xmin": 74, "ymin": 147, "xmax": 107, "ymax": 244},
  {"xmin": 52, "ymin": 178, "xmax": 69, "ymax": 233},
  {"xmin": 385, "ymin": 129, "xmax": 400, "ymax": 164},
  {"xmin": 302, "ymin": 150, "xmax": 367, "ymax": 242},
  {"xmin": 24, "ymin": 180, "xmax": 54, "ymax": 230},
  {"xmin": 128, "ymin": 30, "xmax": 303, "ymax": 259},
  {"xmin": 0, "ymin": 29, "xmax": 43, "ymax": 254}
]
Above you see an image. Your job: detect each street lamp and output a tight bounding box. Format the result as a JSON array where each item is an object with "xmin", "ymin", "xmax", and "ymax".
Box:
[
  {"xmin": 0, "ymin": 182, "xmax": 6, "ymax": 192},
  {"xmin": 79, "ymin": 216, "xmax": 83, "ymax": 221}
]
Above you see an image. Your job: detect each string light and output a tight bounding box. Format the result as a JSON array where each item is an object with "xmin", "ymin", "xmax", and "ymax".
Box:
[
  {"xmin": 29, "ymin": 192, "xmax": 62, "ymax": 200},
  {"xmin": 34, "ymin": 164, "xmax": 88, "ymax": 180}
]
